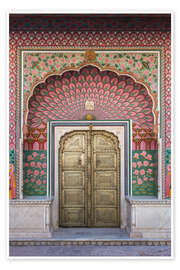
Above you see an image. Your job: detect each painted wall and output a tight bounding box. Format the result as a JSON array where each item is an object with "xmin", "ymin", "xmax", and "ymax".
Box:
[{"xmin": 9, "ymin": 16, "xmax": 171, "ymax": 198}]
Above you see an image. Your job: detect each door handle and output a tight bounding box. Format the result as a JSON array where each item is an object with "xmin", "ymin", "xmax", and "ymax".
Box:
[
  {"xmin": 78, "ymin": 157, "xmax": 84, "ymax": 167},
  {"xmin": 78, "ymin": 158, "xmax": 81, "ymax": 166},
  {"xmin": 96, "ymin": 160, "xmax": 100, "ymax": 166}
]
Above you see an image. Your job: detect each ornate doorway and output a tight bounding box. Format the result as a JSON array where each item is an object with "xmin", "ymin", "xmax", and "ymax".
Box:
[{"xmin": 59, "ymin": 128, "xmax": 120, "ymax": 227}]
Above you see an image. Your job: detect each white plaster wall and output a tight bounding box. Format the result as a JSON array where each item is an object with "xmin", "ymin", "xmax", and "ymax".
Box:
[{"xmin": 51, "ymin": 124, "xmax": 127, "ymax": 230}]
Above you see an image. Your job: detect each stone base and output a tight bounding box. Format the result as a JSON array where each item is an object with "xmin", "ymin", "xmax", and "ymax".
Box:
[
  {"xmin": 9, "ymin": 199, "xmax": 52, "ymax": 240},
  {"xmin": 9, "ymin": 232, "xmax": 52, "ymax": 239},
  {"xmin": 126, "ymin": 197, "xmax": 171, "ymax": 240},
  {"xmin": 9, "ymin": 197, "xmax": 171, "ymax": 241}
]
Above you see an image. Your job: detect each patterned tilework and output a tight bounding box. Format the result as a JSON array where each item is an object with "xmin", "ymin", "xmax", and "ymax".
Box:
[
  {"xmin": 165, "ymin": 48, "xmax": 171, "ymax": 149},
  {"xmin": 23, "ymin": 150, "xmax": 47, "ymax": 196},
  {"xmin": 166, "ymin": 149, "xmax": 171, "ymax": 175},
  {"xmin": 9, "ymin": 149, "xmax": 15, "ymax": 168},
  {"xmin": 132, "ymin": 150, "xmax": 158, "ymax": 196}
]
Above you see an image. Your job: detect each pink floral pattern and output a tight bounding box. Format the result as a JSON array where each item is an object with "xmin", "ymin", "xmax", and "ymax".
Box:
[
  {"xmin": 23, "ymin": 52, "xmax": 158, "ymax": 98},
  {"xmin": 132, "ymin": 150, "xmax": 158, "ymax": 195},
  {"xmin": 23, "ymin": 150, "xmax": 47, "ymax": 195}
]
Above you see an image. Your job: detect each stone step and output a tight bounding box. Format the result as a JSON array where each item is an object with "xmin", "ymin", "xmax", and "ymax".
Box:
[{"xmin": 10, "ymin": 239, "xmax": 171, "ymax": 246}]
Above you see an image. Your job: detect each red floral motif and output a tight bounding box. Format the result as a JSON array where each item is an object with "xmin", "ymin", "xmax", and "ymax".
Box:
[
  {"xmin": 37, "ymin": 162, "xmax": 41, "ymax": 168},
  {"xmin": 30, "ymin": 161, "xmax": 35, "ymax": 167},
  {"xmin": 34, "ymin": 170, "xmax": 39, "ymax": 176},
  {"xmin": 134, "ymin": 170, "xmax": 139, "ymax": 175},
  {"xmin": 27, "ymin": 155, "xmax": 33, "ymax": 161},
  {"xmin": 42, "ymin": 163, "xmax": 46, "ymax": 168},
  {"xmin": 137, "ymin": 161, "xmax": 143, "ymax": 168},
  {"xmin": 140, "ymin": 169, "xmax": 145, "ymax": 175},
  {"xmin": 36, "ymin": 179, "xmax": 41, "ymax": 185},
  {"xmin": 146, "ymin": 154, "xmax": 152, "ymax": 160},
  {"xmin": 132, "ymin": 162, "xmax": 136, "ymax": 168},
  {"xmin": 138, "ymin": 178, "xmax": 143, "ymax": 185},
  {"xmin": 143, "ymin": 161, "xmax": 149, "ymax": 166},
  {"xmin": 40, "ymin": 170, "xmax": 45, "ymax": 176},
  {"xmin": 141, "ymin": 151, "xmax": 147, "ymax": 157},
  {"xmin": 132, "ymin": 150, "xmax": 157, "ymax": 192},
  {"xmin": 26, "ymin": 169, "xmax": 32, "ymax": 175},
  {"xmin": 40, "ymin": 153, "xmax": 45, "ymax": 159},
  {"xmin": 133, "ymin": 153, "xmax": 139, "ymax": 159}
]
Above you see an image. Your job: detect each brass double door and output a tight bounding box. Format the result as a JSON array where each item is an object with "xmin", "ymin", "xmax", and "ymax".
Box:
[{"xmin": 59, "ymin": 129, "xmax": 120, "ymax": 227}]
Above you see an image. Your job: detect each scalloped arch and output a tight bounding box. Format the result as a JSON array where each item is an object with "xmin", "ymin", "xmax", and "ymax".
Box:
[{"xmin": 24, "ymin": 64, "xmax": 156, "ymax": 133}]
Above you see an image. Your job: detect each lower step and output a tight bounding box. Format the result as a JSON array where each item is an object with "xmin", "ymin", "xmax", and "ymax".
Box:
[{"xmin": 10, "ymin": 240, "xmax": 171, "ymax": 246}]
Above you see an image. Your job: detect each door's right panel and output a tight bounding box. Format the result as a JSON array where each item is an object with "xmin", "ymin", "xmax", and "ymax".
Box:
[{"xmin": 92, "ymin": 132, "xmax": 120, "ymax": 227}]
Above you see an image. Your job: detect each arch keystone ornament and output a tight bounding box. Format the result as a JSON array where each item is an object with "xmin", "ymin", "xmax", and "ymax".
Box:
[
  {"xmin": 84, "ymin": 50, "xmax": 96, "ymax": 62},
  {"xmin": 86, "ymin": 114, "xmax": 93, "ymax": 121}
]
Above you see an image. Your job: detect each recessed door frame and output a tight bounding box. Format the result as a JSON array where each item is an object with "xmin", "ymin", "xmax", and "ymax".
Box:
[{"xmin": 48, "ymin": 120, "xmax": 132, "ymax": 231}]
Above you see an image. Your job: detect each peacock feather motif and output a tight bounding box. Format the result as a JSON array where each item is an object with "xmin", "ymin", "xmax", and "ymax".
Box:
[{"xmin": 27, "ymin": 65, "xmax": 154, "ymax": 130}]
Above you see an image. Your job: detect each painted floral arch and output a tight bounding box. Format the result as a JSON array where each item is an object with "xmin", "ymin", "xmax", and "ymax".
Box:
[{"xmin": 26, "ymin": 65, "xmax": 155, "ymax": 131}]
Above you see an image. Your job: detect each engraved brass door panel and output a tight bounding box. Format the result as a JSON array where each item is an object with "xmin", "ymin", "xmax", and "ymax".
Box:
[
  {"xmin": 92, "ymin": 132, "xmax": 120, "ymax": 227},
  {"xmin": 59, "ymin": 130, "xmax": 120, "ymax": 227},
  {"xmin": 59, "ymin": 132, "xmax": 88, "ymax": 227}
]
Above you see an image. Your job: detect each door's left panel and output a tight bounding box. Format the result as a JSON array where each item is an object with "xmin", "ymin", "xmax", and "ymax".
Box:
[{"xmin": 59, "ymin": 132, "xmax": 88, "ymax": 227}]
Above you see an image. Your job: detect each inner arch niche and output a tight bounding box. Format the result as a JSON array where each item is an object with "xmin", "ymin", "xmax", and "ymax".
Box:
[{"xmin": 25, "ymin": 65, "xmax": 155, "ymax": 151}]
